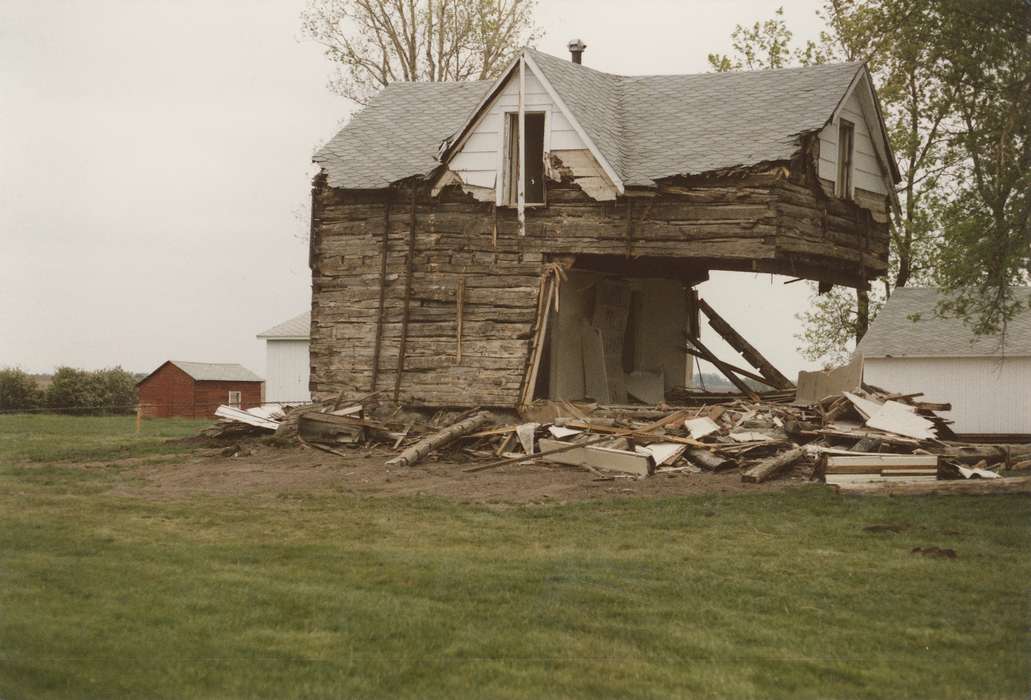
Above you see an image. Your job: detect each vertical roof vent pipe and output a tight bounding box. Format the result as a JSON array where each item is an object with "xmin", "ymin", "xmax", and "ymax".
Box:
[{"xmin": 568, "ymin": 39, "xmax": 587, "ymax": 64}]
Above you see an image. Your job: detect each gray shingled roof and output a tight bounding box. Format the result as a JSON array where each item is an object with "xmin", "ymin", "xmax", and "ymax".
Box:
[
  {"xmin": 314, "ymin": 49, "xmax": 866, "ymax": 190},
  {"xmin": 169, "ymin": 361, "xmax": 263, "ymax": 382},
  {"xmin": 257, "ymin": 311, "xmax": 310, "ymax": 339},
  {"xmin": 316, "ymin": 80, "xmax": 490, "ymax": 190},
  {"xmin": 857, "ymin": 287, "xmax": 1031, "ymax": 358}
]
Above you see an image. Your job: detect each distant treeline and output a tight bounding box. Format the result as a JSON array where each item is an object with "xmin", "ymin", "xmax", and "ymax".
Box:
[{"xmin": 0, "ymin": 367, "xmax": 138, "ymax": 414}]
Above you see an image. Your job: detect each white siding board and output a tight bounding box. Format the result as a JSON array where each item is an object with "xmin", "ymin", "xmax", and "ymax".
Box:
[
  {"xmin": 818, "ymin": 80, "xmax": 889, "ymax": 195},
  {"xmin": 447, "ymin": 66, "xmax": 595, "ymax": 201},
  {"xmin": 864, "ymin": 356, "xmax": 1031, "ymax": 434},
  {"xmin": 265, "ymin": 339, "xmax": 311, "ymax": 404}
]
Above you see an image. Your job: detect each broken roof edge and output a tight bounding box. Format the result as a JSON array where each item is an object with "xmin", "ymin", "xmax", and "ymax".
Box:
[{"xmin": 315, "ymin": 51, "xmax": 882, "ymax": 194}]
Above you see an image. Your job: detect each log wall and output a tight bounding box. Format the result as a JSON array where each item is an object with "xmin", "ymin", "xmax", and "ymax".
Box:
[{"xmin": 310, "ymin": 167, "xmax": 890, "ymax": 407}]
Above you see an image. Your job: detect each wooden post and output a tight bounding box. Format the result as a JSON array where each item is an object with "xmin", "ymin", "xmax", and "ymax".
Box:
[
  {"xmin": 517, "ymin": 53, "xmax": 526, "ymax": 237},
  {"xmin": 520, "ymin": 266, "xmax": 557, "ymax": 406},
  {"xmin": 135, "ymin": 405, "xmax": 142, "ymax": 434},
  {"xmin": 370, "ymin": 191, "xmax": 391, "ymax": 392},
  {"xmin": 393, "ymin": 188, "xmax": 417, "ymax": 401}
]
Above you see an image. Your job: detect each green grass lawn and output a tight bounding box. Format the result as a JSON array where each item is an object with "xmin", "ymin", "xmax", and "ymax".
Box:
[
  {"xmin": 0, "ymin": 413, "xmax": 211, "ymax": 463},
  {"xmin": 1, "ymin": 415, "xmax": 1029, "ymax": 698}
]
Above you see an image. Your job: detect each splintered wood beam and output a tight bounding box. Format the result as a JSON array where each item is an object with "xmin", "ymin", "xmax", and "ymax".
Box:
[
  {"xmin": 697, "ymin": 298, "xmax": 794, "ymax": 389},
  {"xmin": 686, "ymin": 337, "xmax": 759, "ymax": 400},
  {"xmin": 681, "ymin": 347, "xmax": 781, "ymax": 388}
]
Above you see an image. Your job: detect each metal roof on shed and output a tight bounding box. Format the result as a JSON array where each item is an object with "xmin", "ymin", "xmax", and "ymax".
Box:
[{"xmin": 168, "ymin": 361, "xmax": 263, "ymax": 382}]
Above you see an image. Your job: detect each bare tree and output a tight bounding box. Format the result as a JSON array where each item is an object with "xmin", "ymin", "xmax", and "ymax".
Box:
[{"xmin": 302, "ymin": 0, "xmax": 541, "ymax": 103}]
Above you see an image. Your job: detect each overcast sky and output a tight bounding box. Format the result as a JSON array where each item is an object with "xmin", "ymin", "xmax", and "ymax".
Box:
[{"xmin": 1, "ymin": 0, "xmax": 834, "ymax": 380}]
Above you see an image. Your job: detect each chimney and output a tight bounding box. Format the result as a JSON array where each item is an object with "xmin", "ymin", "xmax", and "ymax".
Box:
[{"xmin": 568, "ymin": 39, "xmax": 587, "ymax": 65}]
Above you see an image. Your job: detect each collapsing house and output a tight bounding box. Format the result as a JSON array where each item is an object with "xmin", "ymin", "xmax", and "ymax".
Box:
[{"xmin": 308, "ymin": 43, "xmax": 900, "ymax": 408}]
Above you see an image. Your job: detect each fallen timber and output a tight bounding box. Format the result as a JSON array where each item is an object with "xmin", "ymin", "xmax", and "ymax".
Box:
[{"xmin": 200, "ymin": 381, "xmax": 1030, "ymax": 490}]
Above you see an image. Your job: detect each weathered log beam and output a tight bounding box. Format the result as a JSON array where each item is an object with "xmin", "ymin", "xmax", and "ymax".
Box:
[
  {"xmin": 742, "ymin": 446, "xmax": 807, "ymax": 483},
  {"xmin": 385, "ymin": 411, "xmax": 492, "ymax": 467}
]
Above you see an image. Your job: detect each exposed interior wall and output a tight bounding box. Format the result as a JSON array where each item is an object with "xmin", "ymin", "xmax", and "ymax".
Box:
[
  {"xmin": 265, "ymin": 339, "xmax": 311, "ymax": 404},
  {"xmin": 545, "ymin": 269, "xmax": 692, "ymax": 402},
  {"xmin": 863, "ymin": 356, "xmax": 1031, "ymax": 435},
  {"xmin": 817, "ymin": 75, "xmax": 890, "ymax": 196}
]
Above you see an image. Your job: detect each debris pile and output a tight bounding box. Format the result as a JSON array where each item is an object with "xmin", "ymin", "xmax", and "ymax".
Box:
[{"xmin": 203, "ymin": 385, "xmax": 1031, "ymax": 495}]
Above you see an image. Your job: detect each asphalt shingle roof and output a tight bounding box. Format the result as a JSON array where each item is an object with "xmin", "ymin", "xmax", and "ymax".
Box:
[
  {"xmin": 856, "ymin": 287, "xmax": 1031, "ymax": 358},
  {"xmin": 169, "ymin": 361, "xmax": 263, "ymax": 382},
  {"xmin": 257, "ymin": 311, "xmax": 311, "ymax": 339},
  {"xmin": 314, "ymin": 49, "xmax": 866, "ymax": 190},
  {"xmin": 316, "ymin": 80, "xmax": 491, "ymax": 190}
]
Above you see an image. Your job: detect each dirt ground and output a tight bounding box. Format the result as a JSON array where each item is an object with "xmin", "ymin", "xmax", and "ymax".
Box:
[{"xmin": 96, "ymin": 442, "xmax": 807, "ymax": 503}]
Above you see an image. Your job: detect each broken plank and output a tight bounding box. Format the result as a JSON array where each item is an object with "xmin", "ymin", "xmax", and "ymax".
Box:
[
  {"xmin": 538, "ymin": 438, "xmax": 654, "ymax": 477},
  {"xmin": 834, "ymin": 476, "xmax": 1031, "ymax": 496}
]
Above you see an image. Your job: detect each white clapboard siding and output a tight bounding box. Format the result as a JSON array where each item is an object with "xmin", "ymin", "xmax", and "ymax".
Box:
[
  {"xmin": 863, "ymin": 356, "xmax": 1031, "ymax": 435},
  {"xmin": 448, "ymin": 69, "xmax": 588, "ymax": 196},
  {"xmin": 264, "ymin": 339, "xmax": 311, "ymax": 404},
  {"xmin": 818, "ymin": 75, "xmax": 889, "ymax": 195}
]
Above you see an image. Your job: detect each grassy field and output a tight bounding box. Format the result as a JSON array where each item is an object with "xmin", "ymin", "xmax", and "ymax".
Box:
[
  {"xmin": 1, "ymin": 415, "xmax": 1029, "ymax": 698},
  {"xmin": 0, "ymin": 413, "xmax": 210, "ymax": 463}
]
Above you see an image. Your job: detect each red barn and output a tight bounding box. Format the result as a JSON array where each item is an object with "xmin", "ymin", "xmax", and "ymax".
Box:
[{"xmin": 137, "ymin": 361, "xmax": 263, "ymax": 418}]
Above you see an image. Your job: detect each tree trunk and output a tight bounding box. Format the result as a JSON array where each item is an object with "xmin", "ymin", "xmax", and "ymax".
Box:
[{"xmin": 855, "ymin": 288, "xmax": 870, "ymax": 342}]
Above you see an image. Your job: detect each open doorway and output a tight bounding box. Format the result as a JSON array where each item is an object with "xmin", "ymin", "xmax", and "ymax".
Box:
[
  {"xmin": 538, "ymin": 266, "xmax": 700, "ymax": 404},
  {"xmin": 504, "ymin": 112, "xmax": 545, "ymax": 205}
]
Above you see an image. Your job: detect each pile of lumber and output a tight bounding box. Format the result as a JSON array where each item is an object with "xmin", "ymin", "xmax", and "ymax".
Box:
[
  {"xmin": 822, "ymin": 454, "xmax": 939, "ymax": 486},
  {"xmin": 198, "ymin": 384, "xmax": 1031, "ymax": 494}
]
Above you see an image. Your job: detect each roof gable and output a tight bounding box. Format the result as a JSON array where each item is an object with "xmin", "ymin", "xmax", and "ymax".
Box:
[
  {"xmin": 857, "ymin": 287, "xmax": 1031, "ymax": 359},
  {"xmin": 316, "ymin": 49, "xmax": 884, "ymax": 191},
  {"xmin": 138, "ymin": 361, "xmax": 263, "ymax": 385}
]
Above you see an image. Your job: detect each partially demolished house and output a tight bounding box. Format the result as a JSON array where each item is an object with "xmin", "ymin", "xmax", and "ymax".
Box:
[{"xmin": 309, "ymin": 44, "xmax": 900, "ymax": 408}]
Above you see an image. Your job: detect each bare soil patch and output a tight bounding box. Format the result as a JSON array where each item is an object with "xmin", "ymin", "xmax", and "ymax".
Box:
[{"xmin": 97, "ymin": 443, "xmax": 805, "ymax": 503}]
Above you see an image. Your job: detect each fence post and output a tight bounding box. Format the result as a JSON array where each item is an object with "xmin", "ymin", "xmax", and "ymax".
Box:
[{"xmin": 135, "ymin": 404, "xmax": 142, "ymax": 434}]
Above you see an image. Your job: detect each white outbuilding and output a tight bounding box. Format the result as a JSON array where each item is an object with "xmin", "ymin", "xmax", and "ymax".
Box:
[
  {"xmin": 256, "ymin": 312, "xmax": 311, "ymax": 404},
  {"xmin": 857, "ymin": 287, "xmax": 1031, "ymax": 439}
]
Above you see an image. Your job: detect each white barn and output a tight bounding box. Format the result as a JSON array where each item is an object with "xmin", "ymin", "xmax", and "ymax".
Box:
[
  {"xmin": 256, "ymin": 312, "xmax": 311, "ymax": 404},
  {"xmin": 857, "ymin": 287, "xmax": 1031, "ymax": 438}
]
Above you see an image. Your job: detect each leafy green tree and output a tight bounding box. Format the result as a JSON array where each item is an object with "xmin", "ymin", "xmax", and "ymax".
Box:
[
  {"xmin": 709, "ymin": 2, "xmax": 959, "ymax": 363},
  {"xmin": 930, "ymin": 0, "xmax": 1031, "ymax": 334},
  {"xmin": 46, "ymin": 367, "xmax": 138, "ymax": 415},
  {"xmin": 0, "ymin": 368, "xmax": 44, "ymax": 411}
]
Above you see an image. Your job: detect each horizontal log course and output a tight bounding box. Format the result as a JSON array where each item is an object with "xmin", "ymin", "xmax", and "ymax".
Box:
[{"xmin": 311, "ymin": 173, "xmax": 893, "ymax": 406}]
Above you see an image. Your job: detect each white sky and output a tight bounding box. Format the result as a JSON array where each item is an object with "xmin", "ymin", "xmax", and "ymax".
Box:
[{"xmin": 1, "ymin": 0, "xmax": 833, "ymax": 380}]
